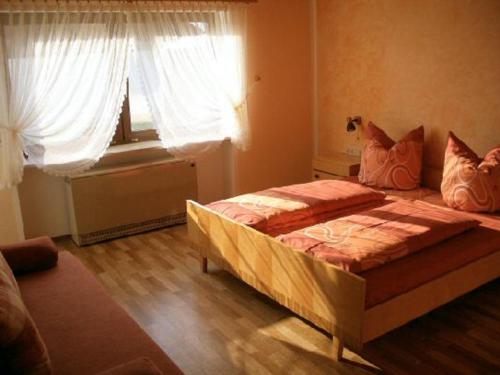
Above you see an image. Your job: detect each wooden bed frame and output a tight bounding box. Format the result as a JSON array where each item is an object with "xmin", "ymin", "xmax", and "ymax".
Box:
[{"xmin": 187, "ymin": 177, "xmax": 500, "ymax": 360}]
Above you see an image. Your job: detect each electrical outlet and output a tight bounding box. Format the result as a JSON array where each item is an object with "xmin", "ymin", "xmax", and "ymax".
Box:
[{"xmin": 346, "ymin": 147, "xmax": 361, "ymax": 157}]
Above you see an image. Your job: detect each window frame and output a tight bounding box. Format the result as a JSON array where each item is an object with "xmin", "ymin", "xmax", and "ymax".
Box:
[{"xmin": 111, "ymin": 82, "xmax": 159, "ymax": 145}]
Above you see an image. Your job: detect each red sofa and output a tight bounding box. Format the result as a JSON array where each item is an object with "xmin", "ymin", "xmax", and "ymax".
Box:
[{"xmin": 1, "ymin": 236, "xmax": 183, "ymax": 375}]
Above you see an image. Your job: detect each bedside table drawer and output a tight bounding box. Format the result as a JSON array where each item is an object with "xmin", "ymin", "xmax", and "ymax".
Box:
[
  {"xmin": 312, "ymin": 152, "xmax": 361, "ymax": 181},
  {"xmin": 312, "ymin": 171, "xmax": 344, "ymax": 181}
]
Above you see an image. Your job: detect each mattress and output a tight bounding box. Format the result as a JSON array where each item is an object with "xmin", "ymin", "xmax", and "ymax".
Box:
[
  {"xmin": 361, "ymin": 193, "xmax": 500, "ymax": 308},
  {"xmin": 206, "ymin": 180, "xmax": 386, "ymax": 236}
]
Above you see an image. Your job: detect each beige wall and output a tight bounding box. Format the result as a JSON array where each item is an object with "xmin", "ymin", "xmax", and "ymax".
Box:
[
  {"xmin": 0, "ymin": 188, "xmax": 24, "ymax": 245},
  {"xmin": 18, "ymin": 168, "xmax": 71, "ymax": 238},
  {"xmin": 317, "ymin": 0, "xmax": 500, "ymax": 168},
  {"xmin": 235, "ymin": 0, "xmax": 313, "ymax": 193}
]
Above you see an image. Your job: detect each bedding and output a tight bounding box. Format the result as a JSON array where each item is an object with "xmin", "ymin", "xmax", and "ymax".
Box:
[
  {"xmin": 343, "ymin": 176, "xmax": 435, "ymax": 201},
  {"xmin": 206, "ymin": 180, "xmax": 386, "ymax": 236},
  {"xmin": 362, "ymin": 193, "xmax": 500, "ymax": 307},
  {"xmin": 358, "ymin": 122, "xmax": 424, "ymax": 190},
  {"xmin": 441, "ymin": 131, "xmax": 500, "ymax": 212},
  {"xmin": 278, "ymin": 199, "xmax": 479, "ymax": 273}
]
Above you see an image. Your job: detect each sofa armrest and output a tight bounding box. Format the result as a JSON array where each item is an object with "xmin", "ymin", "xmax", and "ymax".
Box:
[
  {"xmin": 0, "ymin": 236, "xmax": 58, "ymax": 275},
  {"xmin": 95, "ymin": 358, "xmax": 163, "ymax": 375}
]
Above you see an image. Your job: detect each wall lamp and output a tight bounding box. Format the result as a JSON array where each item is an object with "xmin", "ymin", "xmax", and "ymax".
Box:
[{"xmin": 346, "ymin": 116, "xmax": 362, "ymax": 132}]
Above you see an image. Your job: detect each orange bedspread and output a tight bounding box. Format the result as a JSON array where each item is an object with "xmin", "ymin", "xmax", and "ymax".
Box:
[
  {"xmin": 206, "ymin": 180, "xmax": 386, "ymax": 236},
  {"xmin": 362, "ymin": 194, "xmax": 500, "ymax": 307},
  {"xmin": 278, "ymin": 199, "xmax": 479, "ymax": 273}
]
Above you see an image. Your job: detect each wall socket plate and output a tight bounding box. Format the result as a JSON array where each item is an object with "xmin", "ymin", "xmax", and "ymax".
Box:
[{"xmin": 346, "ymin": 147, "xmax": 362, "ymax": 157}]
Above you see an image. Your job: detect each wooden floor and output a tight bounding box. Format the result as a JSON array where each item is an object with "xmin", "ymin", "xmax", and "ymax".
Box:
[{"xmin": 57, "ymin": 225, "xmax": 500, "ymax": 375}]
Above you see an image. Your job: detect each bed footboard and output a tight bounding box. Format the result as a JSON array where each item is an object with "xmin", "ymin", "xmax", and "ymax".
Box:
[{"xmin": 187, "ymin": 200, "xmax": 367, "ymax": 354}]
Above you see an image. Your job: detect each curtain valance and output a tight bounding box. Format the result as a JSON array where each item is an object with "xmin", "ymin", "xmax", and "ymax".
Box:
[{"xmin": 0, "ymin": 1, "xmax": 256, "ymax": 13}]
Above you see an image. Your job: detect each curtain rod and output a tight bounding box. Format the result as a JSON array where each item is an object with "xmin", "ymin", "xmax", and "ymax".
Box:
[{"xmin": 0, "ymin": 0, "xmax": 257, "ymax": 13}]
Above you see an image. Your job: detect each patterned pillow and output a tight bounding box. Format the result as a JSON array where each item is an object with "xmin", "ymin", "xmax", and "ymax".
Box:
[
  {"xmin": 0, "ymin": 253, "xmax": 51, "ymax": 374},
  {"xmin": 441, "ymin": 132, "xmax": 500, "ymax": 212},
  {"xmin": 359, "ymin": 122, "xmax": 424, "ymax": 190}
]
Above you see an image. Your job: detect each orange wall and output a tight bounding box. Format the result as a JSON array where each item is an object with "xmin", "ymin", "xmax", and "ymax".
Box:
[
  {"xmin": 317, "ymin": 0, "xmax": 500, "ymax": 168},
  {"xmin": 235, "ymin": 0, "xmax": 313, "ymax": 194}
]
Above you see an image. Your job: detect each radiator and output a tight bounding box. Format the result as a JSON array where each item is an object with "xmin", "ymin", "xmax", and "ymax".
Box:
[{"xmin": 66, "ymin": 159, "xmax": 197, "ymax": 246}]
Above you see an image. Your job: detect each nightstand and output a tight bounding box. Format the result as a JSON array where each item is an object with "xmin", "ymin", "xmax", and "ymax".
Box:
[{"xmin": 312, "ymin": 152, "xmax": 361, "ymax": 180}]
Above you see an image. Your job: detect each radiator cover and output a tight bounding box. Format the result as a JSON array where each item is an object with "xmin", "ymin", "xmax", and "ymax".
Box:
[{"xmin": 66, "ymin": 159, "xmax": 197, "ymax": 246}]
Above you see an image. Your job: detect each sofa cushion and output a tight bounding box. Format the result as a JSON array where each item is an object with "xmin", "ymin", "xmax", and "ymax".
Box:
[
  {"xmin": 1, "ymin": 236, "xmax": 58, "ymax": 275},
  {"xmin": 0, "ymin": 253, "xmax": 51, "ymax": 374},
  {"xmin": 17, "ymin": 251, "xmax": 182, "ymax": 375}
]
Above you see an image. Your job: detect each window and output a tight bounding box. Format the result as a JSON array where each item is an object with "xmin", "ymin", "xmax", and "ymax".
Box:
[
  {"xmin": 112, "ymin": 48, "xmax": 158, "ymax": 145},
  {"xmin": 111, "ymin": 12, "xmax": 246, "ymax": 151}
]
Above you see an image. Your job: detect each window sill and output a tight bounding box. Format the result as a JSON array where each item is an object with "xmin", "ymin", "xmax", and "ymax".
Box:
[
  {"xmin": 106, "ymin": 140, "xmax": 163, "ymax": 155},
  {"xmin": 96, "ymin": 140, "xmax": 173, "ymax": 170}
]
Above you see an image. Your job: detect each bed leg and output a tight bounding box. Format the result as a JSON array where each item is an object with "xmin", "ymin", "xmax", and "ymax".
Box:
[
  {"xmin": 200, "ymin": 256, "xmax": 208, "ymax": 273},
  {"xmin": 332, "ymin": 336, "xmax": 344, "ymax": 361}
]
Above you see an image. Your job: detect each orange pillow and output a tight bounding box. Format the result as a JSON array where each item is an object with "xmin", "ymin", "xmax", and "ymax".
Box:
[
  {"xmin": 441, "ymin": 132, "xmax": 500, "ymax": 212},
  {"xmin": 359, "ymin": 122, "xmax": 424, "ymax": 190}
]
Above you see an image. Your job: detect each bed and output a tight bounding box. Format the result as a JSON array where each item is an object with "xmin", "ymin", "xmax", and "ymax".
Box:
[{"xmin": 186, "ymin": 171, "xmax": 500, "ymax": 360}]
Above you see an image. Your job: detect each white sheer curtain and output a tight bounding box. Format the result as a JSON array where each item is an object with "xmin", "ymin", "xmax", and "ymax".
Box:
[
  {"xmin": 0, "ymin": 12, "xmax": 128, "ymax": 188},
  {"xmin": 128, "ymin": 3, "xmax": 248, "ymax": 158}
]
